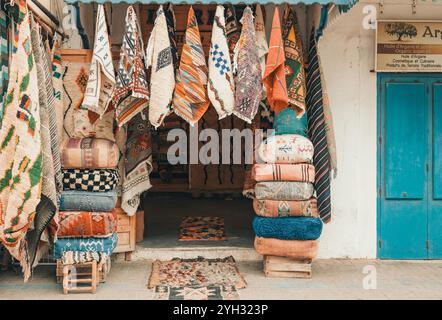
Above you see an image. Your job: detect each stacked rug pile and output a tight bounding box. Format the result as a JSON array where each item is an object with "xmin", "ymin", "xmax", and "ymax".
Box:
[
  {"xmin": 54, "ymin": 138, "xmax": 120, "ymax": 269},
  {"xmin": 252, "ymin": 109, "xmax": 323, "ymax": 268}
]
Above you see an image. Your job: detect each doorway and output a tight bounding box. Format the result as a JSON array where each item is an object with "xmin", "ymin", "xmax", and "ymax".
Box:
[{"xmin": 377, "ymin": 73, "xmax": 442, "ymax": 259}]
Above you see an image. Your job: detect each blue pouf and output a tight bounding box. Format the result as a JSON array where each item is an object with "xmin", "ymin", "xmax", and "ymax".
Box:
[{"xmin": 253, "ymin": 216, "xmax": 323, "ymax": 240}]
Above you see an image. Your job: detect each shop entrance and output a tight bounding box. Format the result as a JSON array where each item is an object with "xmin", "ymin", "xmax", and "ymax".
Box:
[
  {"xmin": 377, "ymin": 74, "xmax": 442, "ymax": 259},
  {"xmin": 137, "ymin": 105, "xmax": 257, "ymax": 258}
]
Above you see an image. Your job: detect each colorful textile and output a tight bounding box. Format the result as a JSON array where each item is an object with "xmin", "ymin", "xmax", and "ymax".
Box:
[
  {"xmin": 145, "ymin": 5, "xmax": 175, "ymax": 129},
  {"xmin": 61, "ymin": 138, "xmax": 119, "ymax": 169},
  {"xmin": 164, "ymin": 4, "xmax": 179, "ymax": 73},
  {"xmin": 62, "ymin": 251, "xmax": 109, "ymax": 268},
  {"xmin": 62, "ymin": 169, "xmax": 119, "ymax": 192},
  {"xmin": 112, "ymin": 6, "xmax": 149, "ymax": 127},
  {"xmin": 254, "ymin": 182, "xmax": 314, "ymax": 201},
  {"xmin": 72, "ymin": 108, "xmax": 115, "ymax": 142},
  {"xmin": 58, "ymin": 210, "xmax": 117, "ymax": 238},
  {"xmin": 154, "ymin": 284, "xmax": 239, "ymax": 300},
  {"xmin": 54, "ymin": 233, "xmax": 118, "ymax": 259},
  {"xmin": 0, "ymin": 9, "xmax": 42, "ymax": 280},
  {"xmin": 253, "ymin": 216, "xmax": 323, "ymax": 240},
  {"xmin": 121, "ymin": 109, "xmax": 153, "ymax": 216},
  {"xmin": 320, "ymin": 55, "xmax": 338, "ymax": 177},
  {"xmin": 31, "ymin": 15, "xmax": 58, "ymax": 208},
  {"xmin": 82, "ymin": 4, "xmax": 115, "ymax": 117},
  {"xmin": 172, "ymin": 7, "xmax": 209, "ymax": 126},
  {"xmin": 179, "ymin": 217, "xmax": 226, "ymax": 241},
  {"xmin": 207, "ymin": 5, "xmax": 235, "ymax": 120},
  {"xmin": 148, "ymin": 256, "xmax": 247, "ymax": 289},
  {"xmin": 306, "ymin": 29, "xmax": 332, "ymax": 223},
  {"xmin": 62, "ymin": 61, "xmax": 115, "ymax": 142},
  {"xmin": 254, "ymin": 237, "xmax": 318, "ymax": 260},
  {"xmin": 253, "ymin": 198, "xmax": 318, "ymax": 218},
  {"xmin": 254, "ymin": 4, "xmax": 268, "ymax": 97},
  {"xmin": 61, "ymin": 61, "xmax": 90, "ymax": 141},
  {"xmin": 232, "ymin": 7, "xmax": 262, "ymax": 123},
  {"xmin": 224, "ymin": 4, "xmax": 241, "ymax": 62},
  {"xmin": 257, "ymin": 134, "xmax": 314, "ymax": 164},
  {"xmin": 0, "ymin": 10, "xmax": 8, "ymax": 124},
  {"xmin": 282, "ymin": 5, "xmax": 307, "ymax": 117},
  {"xmin": 29, "ymin": 16, "xmax": 61, "ymax": 268},
  {"xmin": 252, "ymin": 164, "xmax": 315, "ymax": 183},
  {"xmin": 52, "ymin": 35, "xmax": 65, "ymax": 141},
  {"xmin": 263, "ymin": 7, "xmax": 288, "ymax": 113},
  {"xmin": 274, "ymin": 108, "xmax": 308, "ymax": 137},
  {"xmin": 60, "ymin": 190, "xmax": 117, "ymax": 212},
  {"xmin": 43, "ymin": 41, "xmax": 63, "ymax": 203}
]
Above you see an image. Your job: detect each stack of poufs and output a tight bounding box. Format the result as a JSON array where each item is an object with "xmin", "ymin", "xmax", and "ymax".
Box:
[
  {"xmin": 54, "ymin": 137, "xmax": 120, "ymax": 284},
  {"xmin": 252, "ymin": 109, "xmax": 323, "ymax": 277}
]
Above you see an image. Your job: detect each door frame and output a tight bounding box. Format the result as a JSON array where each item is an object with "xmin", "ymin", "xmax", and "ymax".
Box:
[{"xmin": 377, "ymin": 73, "xmax": 441, "ymax": 259}]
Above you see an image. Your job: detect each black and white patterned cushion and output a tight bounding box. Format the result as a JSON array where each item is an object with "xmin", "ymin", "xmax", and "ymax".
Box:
[{"xmin": 62, "ymin": 169, "xmax": 120, "ymax": 192}]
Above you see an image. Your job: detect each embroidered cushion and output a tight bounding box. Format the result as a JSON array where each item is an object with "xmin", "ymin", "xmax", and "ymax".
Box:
[
  {"xmin": 54, "ymin": 233, "xmax": 118, "ymax": 259},
  {"xmin": 60, "ymin": 190, "xmax": 118, "ymax": 212},
  {"xmin": 61, "ymin": 138, "xmax": 119, "ymax": 169},
  {"xmin": 274, "ymin": 108, "xmax": 308, "ymax": 137},
  {"xmin": 58, "ymin": 210, "xmax": 117, "ymax": 238},
  {"xmin": 253, "ymin": 216, "xmax": 323, "ymax": 240},
  {"xmin": 254, "ymin": 181, "xmax": 314, "ymax": 201},
  {"xmin": 62, "ymin": 169, "xmax": 120, "ymax": 192},
  {"xmin": 253, "ymin": 198, "xmax": 318, "ymax": 218},
  {"xmin": 254, "ymin": 237, "xmax": 318, "ymax": 260},
  {"xmin": 257, "ymin": 134, "xmax": 314, "ymax": 164}
]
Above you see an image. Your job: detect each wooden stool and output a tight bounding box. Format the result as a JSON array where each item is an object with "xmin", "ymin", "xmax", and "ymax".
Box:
[
  {"xmin": 56, "ymin": 258, "xmax": 109, "ymax": 284},
  {"xmin": 264, "ymin": 256, "xmax": 312, "ymax": 279},
  {"xmin": 62, "ymin": 260, "xmax": 98, "ymax": 294}
]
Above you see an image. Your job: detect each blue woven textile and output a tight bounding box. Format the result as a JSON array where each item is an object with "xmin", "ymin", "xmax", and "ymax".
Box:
[
  {"xmin": 60, "ymin": 190, "xmax": 118, "ymax": 212},
  {"xmin": 274, "ymin": 108, "xmax": 308, "ymax": 137},
  {"xmin": 54, "ymin": 233, "xmax": 118, "ymax": 259},
  {"xmin": 253, "ymin": 216, "xmax": 323, "ymax": 240}
]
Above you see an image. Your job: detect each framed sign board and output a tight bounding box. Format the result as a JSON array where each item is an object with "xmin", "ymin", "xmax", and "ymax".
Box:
[{"xmin": 376, "ymin": 20, "xmax": 442, "ymax": 72}]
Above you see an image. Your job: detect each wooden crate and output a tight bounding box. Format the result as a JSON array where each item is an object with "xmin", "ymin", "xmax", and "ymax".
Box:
[
  {"xmin": 59, "ymin": 49, "xmax": 92, "ymax": 63},
  {"xmin": 264, "ymin": 256, "xmax": 312, "ymax": 279},
  {"xmin": 114, "ymin": 207, "xmax": 137, "ymax": 261}
]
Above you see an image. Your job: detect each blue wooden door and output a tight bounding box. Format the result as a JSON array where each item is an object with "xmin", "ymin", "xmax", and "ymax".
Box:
[
  {"xmin": 378, "ymin": 74, "xmax": 442, "ymax": 259},
  {"xmin": 429, "ymin": 80, "xmax": 442, "ymax": 259}
]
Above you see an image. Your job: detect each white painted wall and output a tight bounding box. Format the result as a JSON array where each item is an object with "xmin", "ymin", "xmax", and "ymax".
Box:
[{"xmin": 317, "ymin": 0, "xmax": 442, "ymax": 258}]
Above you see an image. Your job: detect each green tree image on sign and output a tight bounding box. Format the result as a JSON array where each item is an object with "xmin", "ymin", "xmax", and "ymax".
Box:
[{"xmin": 385, "ymin": 22, "xmax": 418, "ymax": 41}]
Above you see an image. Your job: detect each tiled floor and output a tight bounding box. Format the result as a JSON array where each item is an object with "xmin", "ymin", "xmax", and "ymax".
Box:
[{"xmin": 1, "ymin": 259, "xmax": 441, "ymax": 300}]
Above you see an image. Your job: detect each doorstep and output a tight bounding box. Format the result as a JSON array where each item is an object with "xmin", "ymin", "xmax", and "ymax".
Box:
[{"xmin": 131, "ymin": 245, "xmax": 262, "ymax": 261}]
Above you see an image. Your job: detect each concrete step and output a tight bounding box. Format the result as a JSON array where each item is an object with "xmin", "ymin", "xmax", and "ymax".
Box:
[{"xmin": 132, "ymin": 245, "xmax": 262, "ymax": 261}]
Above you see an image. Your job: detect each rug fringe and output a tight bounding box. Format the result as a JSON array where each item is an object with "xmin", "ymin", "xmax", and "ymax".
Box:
[{"xmin": 147, "ymin": 260, "xmax": 161, "ymax": 289}]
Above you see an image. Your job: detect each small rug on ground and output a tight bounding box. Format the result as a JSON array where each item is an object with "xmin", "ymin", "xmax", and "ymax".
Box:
[
  {"xmin": 154, "ymin": 285, "xmax": 239, "ymax": 300},
  {"xmin": 148, "ymin": 256, "xmax": 247, "ymax": 300},
  {"xmin": 178, "ymin": 217, "xmax": 226, "ymax": 241}
]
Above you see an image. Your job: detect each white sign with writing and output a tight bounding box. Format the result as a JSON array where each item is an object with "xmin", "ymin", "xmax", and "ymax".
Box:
[{"xmin": 376, "ymin": 20, "xmax": 442, "ymax": 72}]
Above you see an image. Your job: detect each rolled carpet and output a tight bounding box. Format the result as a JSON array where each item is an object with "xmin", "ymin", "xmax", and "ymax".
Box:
[
  {"xmin": 58, "ymin": 210, "xmax": 118, "ymax": 238},
  {"xmin": 254, "ymin": 181, "xmax": 314, "ymax": 201},
  {"xmin": 253, "ymin": 216, "xmax": 323, "ymax": 240},
  {"xmin": 54, "ymin": 233, "xmax": 118, "ymax": 259},
  {"xmin": 257, "ymin": 134, "xmax": 314, "ymax": 164},
  {"xmin": 60, "ymin": 190, "xmax": 118, "ymax": 212},
  {"xmin": 253, "ymin": 198, "xmax": 318, "ymax": 218},
  {"xmin": 254, "ymin": 237, "xmax": 318, "ymax": 260},
  {"xmin": 252, "ymin": 163, "xmax": 315, "ymax": 182},
  {"xmin": 62, "ymin": 169, "xmax": 120, "ymax": 192}
]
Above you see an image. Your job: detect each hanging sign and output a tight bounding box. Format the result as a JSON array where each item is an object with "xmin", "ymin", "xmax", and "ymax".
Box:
[{"xmin": 376, "ymin": 20, "xmax": 442, "ymax": 72}]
